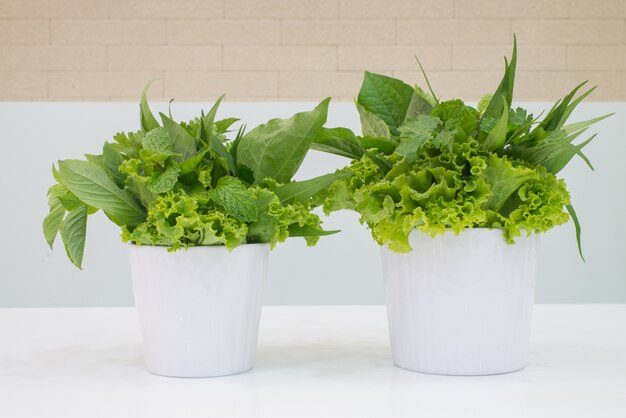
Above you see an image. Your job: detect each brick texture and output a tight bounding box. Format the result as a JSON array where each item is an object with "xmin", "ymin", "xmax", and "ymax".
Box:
[{"xmin": 0, "ymin": 0, "xmax": 624, "ymax": 101}]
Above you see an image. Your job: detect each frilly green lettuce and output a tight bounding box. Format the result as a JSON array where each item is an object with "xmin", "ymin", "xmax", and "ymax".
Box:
[
  {"xmin": 122, "ymin": 186, "xmax": 323, "ymax": 251},
  {"xmin": 321, "ymin": 136, "xmax": 571, "ymax": 253}
]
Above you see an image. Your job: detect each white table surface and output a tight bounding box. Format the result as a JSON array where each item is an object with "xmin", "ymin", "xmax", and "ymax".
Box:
[{"xmin": 1, "ymin": 305, "xmax": 625, "ymax": 418}]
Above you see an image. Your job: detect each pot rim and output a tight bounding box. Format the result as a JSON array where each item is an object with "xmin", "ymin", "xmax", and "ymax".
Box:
[{"xmin": 127, "ymin": 242, "xmax": 270, "ymax": 251}]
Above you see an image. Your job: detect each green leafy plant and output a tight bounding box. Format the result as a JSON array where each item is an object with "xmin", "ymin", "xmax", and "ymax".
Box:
[
  {"xmin": 315, "ymin": 38, "xmax": 609, "ymax": 259},
  {"xmin": 44, "ymin": 87, "xmax": 346, "ymax": 268}
]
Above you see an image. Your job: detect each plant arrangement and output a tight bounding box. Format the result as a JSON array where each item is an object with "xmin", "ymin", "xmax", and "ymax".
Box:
[
  {"xmin": 43, "ymin": 88, "xmax": 347, "ymax": 268},
  {"xmin": 313, "ymin": 40, "xmax": 609, "ymax": 257}
]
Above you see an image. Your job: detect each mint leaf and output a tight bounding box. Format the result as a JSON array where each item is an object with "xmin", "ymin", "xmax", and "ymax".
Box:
[
  {"xmin": 209, "ymin": 176, "xmax": 257, "ymax": 222},
  {"xmin": 148, "ymin": 165, "xmax": 180, "ymax": 194},
  {"xmin": 142, "ymin": 127, "xmax": 174, "ymax": 152}
]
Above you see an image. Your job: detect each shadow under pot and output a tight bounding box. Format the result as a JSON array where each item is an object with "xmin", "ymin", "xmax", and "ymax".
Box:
[
  {"xmin": 128, "ymin": 243, "xmax": 269, "ymax": 378},
  {"xmin": 381, "ymin": 228, "xmax": 539, "ymax": 376}
]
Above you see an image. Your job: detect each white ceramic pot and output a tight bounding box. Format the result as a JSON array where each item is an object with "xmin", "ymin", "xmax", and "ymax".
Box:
[
  {"xmin": 128, "ymin": 243, "xmax": 269, "ymax": 378},
  {"xmin": 381, "ymin": 229, "xmax": 539, "ymax": 376}
]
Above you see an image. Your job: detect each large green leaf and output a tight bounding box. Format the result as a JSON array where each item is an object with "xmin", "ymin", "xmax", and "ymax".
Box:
[
  {"xmin": 356, "ymin": 103, "xmax": 392, "ymax": 139},
  {"xmin": 58, "ymin": 160, "xmax": 146, "ymax": 226},
  {"xmin": 273, "ymin": 172, "xmax": 353, "ymax": 204},
  {"xmin": 236, "ymin": 98, "xmax": 330, "ymax": 184},
  {"xmin": 404, "ymin": 87, "xmax": 436, "ymax": 122},
  {"xmin": 102, "ymin": 142, "xmax": 126, "ymax": 187},
  {"xmin": 357, "ymin": 72, "xmax": 415, "ymax": 136},
  {"xmin": 60, "ymin": 205, "xmax": 88, "ymax": 269},
  {"xmin": 43, "ymin": 202, "xmax": 66, "ymax": 249},
  {"xmin": 312, "ymin": 127, "xmax": 363, "ymax": 159}
]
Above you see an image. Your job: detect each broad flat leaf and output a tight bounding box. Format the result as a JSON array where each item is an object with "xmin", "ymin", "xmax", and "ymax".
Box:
[
  {"xmin": 102, "ymin": 142, "xmax": 126, "ymax": 186},
  {"xmin": 273, "ymin": 172, "xmax": 353, "ymax": 204},
  {"xmin": 287, "ymin": 224, "xmax": 339, "ymax": 237},
  {"xmin": 160, "ymin": 113, "xmax": 197, "ymax": 161},
  {"xmin": 237, "ymin": 98, "xmax": 330, "ymax": 184},
  {"xmin": 357, "ymin": 71, "xmax": 414, "ymax": 136},
  {"xmin": 404, "ymin": 87, "xmax": 436, "ymax": 122},
  {"xmin": 209, "ymin": 176, "xmax": 257, "ymax": 222},
  {"xmin": 312, "ymin": 127, "xmax": 363, "ymax": 159},
  {"xmin": 59, "ymin": 160, "xmax": 146, "ymax": 226},
  {"xmin": 140, "ymin": 82, "xmax": 160, "ymax": 132},
  {"xmin": 43, "ymin": 202, "xmax": 66, "ymax": 248},
  {"xmin": 356, "ymin": 103, "xmax": 391, "ymax": 139},
  {"xmin": 179, "ymin": 148, "xmax": 209, "ymax": 175},
  {"xmin": 60, "ymin": 205, "xmax": 88, "ymax": 269},
  {"xmin": 360, "ymin": 136, "xmax": 396, "ymax": 155}
]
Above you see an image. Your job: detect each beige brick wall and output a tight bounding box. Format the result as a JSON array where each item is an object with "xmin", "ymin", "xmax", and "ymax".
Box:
[{"xmin": 1, "ymin": 0, "xmax": 625, "ymax": 101}]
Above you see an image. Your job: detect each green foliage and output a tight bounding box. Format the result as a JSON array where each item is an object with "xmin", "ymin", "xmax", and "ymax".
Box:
[
  {"xmin": 45, "ymin": 88, "xmax": 337, "ymax": 268},
  {"xmin": 316, "ymin": 40, "xmax": 609, "ymax": 258},
  {"xmin": 236, "ymin": 98, "xmax": 330, "ymax": 184}
]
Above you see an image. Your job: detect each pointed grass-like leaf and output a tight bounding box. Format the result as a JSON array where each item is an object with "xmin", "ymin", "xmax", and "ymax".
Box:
[
  {"xmin": 210, "ymin": 134, "xmax": 236, "ymax": 175},
  {"xmin": 414, "ymin": 57, "xmax": 439, "ymax": 105},
  {"xmin": 563, "ymin": 113, "xmax": 613, "ymax": 135},
  {"xmin": 484, "ymin": 36, "xmax": 517, "ymax": 120},
  {"xmin": 199, "ymin": 94, "xmax": 225, "ymax": 145},
  {"xmin": 481, "ymin": 97, "xmax": 509, "ymax": 151},
  {"xmin": 541, "ymin": 134, "xmax": 596, "ymax": 174},
  {"xmin": 287, "ymin": 224, "xmax": 339, "ymax": 237},
  {"xmin": 140, "ymin": 81, "xmax": 160, "ymax": 132},
  {"xmin": 566, "ymin": 204, "xmax": 585, "ymax": 261}
]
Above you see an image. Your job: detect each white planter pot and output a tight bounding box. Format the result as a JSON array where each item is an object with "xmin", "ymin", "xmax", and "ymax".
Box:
[
  {"xmin": 128, "ymin": 243, "xmax": 269, "ymax": 378},
  {"xmin": 381, "ymin": 229, "xmax": 539, "ymax": 376}
]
